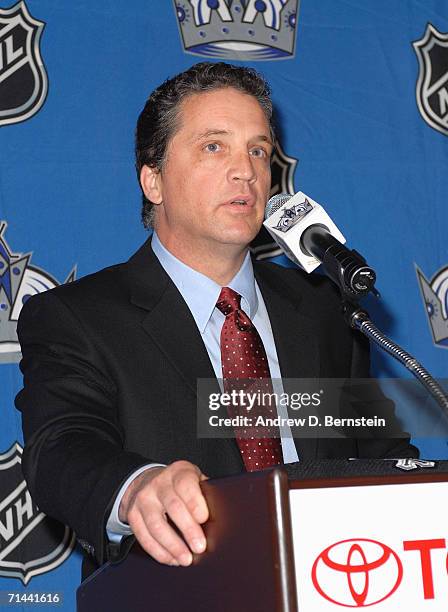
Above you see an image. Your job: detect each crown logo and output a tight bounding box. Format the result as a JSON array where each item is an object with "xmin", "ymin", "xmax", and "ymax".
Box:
[
  {"xmin": 0, "ymin": 222, "xmax": 76, "ymax": 363},
  {"xmin": 174, "ymin": 0, "xmax": 299, "ymax": 61},
  {"xmin": 416, "ymin": 263, "xmax": 448, "ymax": 349},
  {"xmin": 274, "ymin": 197, "xmax": 312, "ymax": 233}
]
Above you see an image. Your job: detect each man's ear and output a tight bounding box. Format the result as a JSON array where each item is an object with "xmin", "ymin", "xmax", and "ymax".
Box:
[{"xmin": 140, "ymin": 165, "xmax": 163, "ymax": 205}]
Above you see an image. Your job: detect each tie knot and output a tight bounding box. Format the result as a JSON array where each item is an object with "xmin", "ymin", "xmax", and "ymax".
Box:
[{"xmin": 216, "ymin": 287, "xmax": 241, "ymax": 316}]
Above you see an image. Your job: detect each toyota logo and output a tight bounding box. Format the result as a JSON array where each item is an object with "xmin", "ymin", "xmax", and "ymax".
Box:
[{"xmin": 312, "ymin": 538, "xmax": 403, "ymax": 607}]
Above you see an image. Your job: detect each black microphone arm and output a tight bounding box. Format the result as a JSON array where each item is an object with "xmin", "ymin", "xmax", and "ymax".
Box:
[{"xmin": 301, "ymin": 225, "xmax": 379, "ymax": 300}]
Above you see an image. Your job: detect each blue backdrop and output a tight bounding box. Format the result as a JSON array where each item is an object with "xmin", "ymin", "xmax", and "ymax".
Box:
[{"xmin": 0, "ymin": 1, "xmax": 446, "ymax": 608}]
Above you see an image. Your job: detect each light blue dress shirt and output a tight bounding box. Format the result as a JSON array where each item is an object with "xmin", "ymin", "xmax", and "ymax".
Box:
[{"xmin": 107, "ymin": 232, "xmax": 299, "ymax": 539}]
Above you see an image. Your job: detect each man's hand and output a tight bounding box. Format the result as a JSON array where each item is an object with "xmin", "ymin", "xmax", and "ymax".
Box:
[{"xmin": 118, "ymin": 460, "xmax": 208, "ymax": 567}]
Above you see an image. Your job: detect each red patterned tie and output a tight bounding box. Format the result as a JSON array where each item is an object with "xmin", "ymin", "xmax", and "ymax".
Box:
[{"xmin": 216, "ymin": 287, "xmax": 282, "ymax": 471}]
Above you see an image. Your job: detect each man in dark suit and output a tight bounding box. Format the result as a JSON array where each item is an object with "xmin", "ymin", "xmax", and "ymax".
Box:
[{"xmin": 16, "ymin": 62, "xmax": 417, "ymax": 575}]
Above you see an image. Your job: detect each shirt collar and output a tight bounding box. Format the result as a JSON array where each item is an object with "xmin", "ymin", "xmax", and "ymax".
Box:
[{"xmin": 151, "ymin": 231, "xmax": 258, "ymax": 333}]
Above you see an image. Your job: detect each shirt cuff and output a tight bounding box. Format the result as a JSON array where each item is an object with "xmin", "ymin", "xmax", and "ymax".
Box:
[{"xmin": 106, "ymin": 463, "xmax": 166, "ymax": 543}]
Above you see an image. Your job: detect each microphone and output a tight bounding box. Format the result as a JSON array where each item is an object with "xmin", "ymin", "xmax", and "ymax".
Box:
[
  {"xmin": 264, "ymin": 194, "xmax": 448, "ymax": 415},
  {"xmin": 264, "ymin": 192, "xmax": 378, "ymax": 300}
]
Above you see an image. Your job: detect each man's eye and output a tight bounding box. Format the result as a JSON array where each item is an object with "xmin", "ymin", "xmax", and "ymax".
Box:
[
  {"xmin": 249, "ymin": 147, "xmax": 267, "ymax": 158},
  {"xmin": 204, "ymin": 142, "xmax": 221, "ymax": 153}
]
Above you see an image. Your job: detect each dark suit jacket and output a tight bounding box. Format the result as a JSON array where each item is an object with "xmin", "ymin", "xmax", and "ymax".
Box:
[{"xmin": 15, "ymin": 238, "xmax": 417, "ymax": 569}]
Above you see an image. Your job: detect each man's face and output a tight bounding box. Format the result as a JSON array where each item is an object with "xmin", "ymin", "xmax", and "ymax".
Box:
[{"xmin": 142, "ymin": 87, "xmax": 273, "ymax": 259}]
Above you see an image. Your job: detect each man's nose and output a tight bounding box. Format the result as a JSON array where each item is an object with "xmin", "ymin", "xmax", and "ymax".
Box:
[{"xmin": 228, "ymin": 150, "xmax": 256, "ymax": 183}]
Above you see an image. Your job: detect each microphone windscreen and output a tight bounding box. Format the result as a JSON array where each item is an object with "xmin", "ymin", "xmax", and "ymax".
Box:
[{"xmin": 265, "ymin": 193, "xmax": 292, "ymax": 219}]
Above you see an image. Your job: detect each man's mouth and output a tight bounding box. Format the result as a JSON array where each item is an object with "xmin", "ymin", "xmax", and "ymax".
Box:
[{"xmin": 225, "ymin": 195, "xmax": 254, "ymax": 207}]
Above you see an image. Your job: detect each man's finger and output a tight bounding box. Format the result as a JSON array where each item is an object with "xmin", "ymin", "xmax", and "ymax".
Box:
[
  {"xmin": 127, "ymin": 491, "xmax": 192, "ymax": 565},
  {"xmin": 142, "ymin": 508, "xmax": 194, "ymax": 566},
  {"xmin": 130, "ymin": 511, "xmax": 180, "ymax": 566},
  {"xmin": 172, "ymin": 471, "xmax": 209, "ymax": 525},
  {"xmin": 160, "ymin": 489, "xmax": 207, "ymax": 555}
]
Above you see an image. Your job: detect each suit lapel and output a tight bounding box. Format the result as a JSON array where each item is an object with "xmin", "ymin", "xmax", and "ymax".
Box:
[
  {"xmin": 254, "ymin": 262, "xmax": 321, "ymax": 459},
  {"xmin": 125, "ymin": 238, "xmax": 217, "ymax": 394},
  {"xmin": 254, "ymin": 263, "xmax": 320, "ymax": 380}
]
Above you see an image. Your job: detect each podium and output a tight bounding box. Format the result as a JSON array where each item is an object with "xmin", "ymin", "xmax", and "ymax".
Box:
[{"xmin": 77, "ymin": 460, "xmax": 448, "ymax": 611}]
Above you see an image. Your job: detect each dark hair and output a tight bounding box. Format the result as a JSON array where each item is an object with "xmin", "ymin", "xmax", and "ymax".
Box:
[{"xmin": 135, "ymin": 61, "xmax": 274, "ymax": 228}]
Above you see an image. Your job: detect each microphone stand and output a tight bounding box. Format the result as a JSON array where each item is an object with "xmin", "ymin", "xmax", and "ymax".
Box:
[
  {"xmin": 340, "ymin": 299, "xmax": 448, "ymax": 415},
  {"xmin": 312, "ymin": 242, "xmax": 448, "ymax": 413}
]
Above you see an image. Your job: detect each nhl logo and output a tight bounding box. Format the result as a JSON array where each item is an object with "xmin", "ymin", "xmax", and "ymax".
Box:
[
  {"xmin": 250, "ymin": 140, "xmax": 298, "ymax": 260},
  {"xmin": 270, "ymin": 140, "xmax": 297, "ymax": 198},
  {"xmin": 0, "ymin": 443, "xmax": 75, "ymax": 584},
  {"xmin": 413, "ymin": 23, "xmax": 448, "ymax": 137},
  {"xmin": 174, "ymin": 0, "xmax": 299, "ymax": 61},
  {"xmin": 0, "ymin": 1, "xmax": 48, "ymax": 127},
  {"xmin": 416, "ymin": 263, "xmax": 448, "ymax": 349}
]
